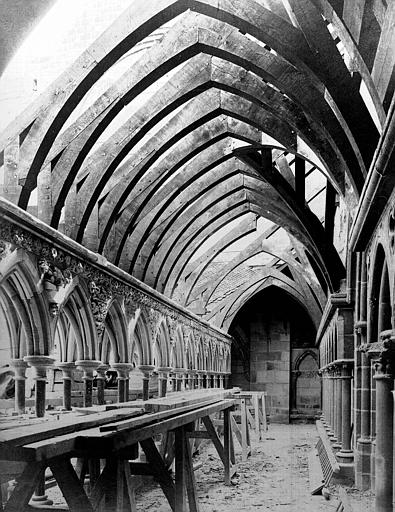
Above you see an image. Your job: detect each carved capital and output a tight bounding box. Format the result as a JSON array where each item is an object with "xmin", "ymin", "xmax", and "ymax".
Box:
[
  {"xmin": 354, "ymin": 320, "xmax": 367, "ymax": 335},
  {"xmin": 373, "ymin": 330, "xmax": 395, "ymax": 379}
]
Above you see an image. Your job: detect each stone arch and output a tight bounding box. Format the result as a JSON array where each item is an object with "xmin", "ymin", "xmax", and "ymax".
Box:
[
  {"xmin": 218, "ymin": 274, "xmax": 317, "ymax": 331},
  {"xmin": 293, "ymin": 349, "xmax": 319, "ymax": 372},
  {"xmin": 101, "ymin": 299, "xmax": 128, "ymax": 363},
  {"xmin": 132, "ymin": 307, "xmax": 152, "ymax": 365},
  {"xmin": 171, "ymin": 326, "xmax": 185, "ymax": 369},
  {"xmin": 185, "ymin": 330, "xmax": 196, "ymax": 370},
  {"xmin": 368, "ymin": 242, "xmax": 391, "ymax": 344},
  {"xmin": 154, "ymin": 317, "xmax": 170, "ymax": 368},
  {"xmin": 0, "ymin": 255, "xmax": 51, "ymax": 358},
  {"xmin": 291, "ymin": 349, "xmax": 320, "ymax": 419},
  {"xmin": 56, "ymin": 280, "xmax": 99, "ymax": 362}
]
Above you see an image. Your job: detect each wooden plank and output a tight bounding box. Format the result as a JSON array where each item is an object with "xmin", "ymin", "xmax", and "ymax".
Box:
[
  {"xmin": 144, "ymin": 390, "xmax": 232, "ymax": 412},
  {"xmin": 4, "ymin": 461, "xmax": 45, "ymax": 512},
  {"xmin": 0, "ymin": 408, "xmax": 144, "ymax": 447},
  {"xmin": 186, "ymin": 431, "xmax": 211, "ymax": 439},
  {"xmin": 86, "ymin": 400, "xmax": 236, "ymax": 454},
  {"xmin": 48, "ymin": 459, "xmax": 94, "ymax": 512},
  {"xmin": 100, "ymin": 397, "xmax": 221, "ymax": 432},
  {"xmin": 10, "ymin": 400, "xmax": 235, "ymax": 462}
]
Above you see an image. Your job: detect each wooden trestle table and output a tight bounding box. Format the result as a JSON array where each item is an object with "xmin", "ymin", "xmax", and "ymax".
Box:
[{"xmin": 0, "ymin": 397, "xmax": 236, "ymax": 512}]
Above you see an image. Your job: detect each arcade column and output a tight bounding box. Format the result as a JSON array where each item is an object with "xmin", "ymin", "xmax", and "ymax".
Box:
[
  {"xmin": 75, "ymin": 360, "xmax": 101, "ymax": 407},
  {"xmin": 57, "ymin": 362, "xmax": 76, "ymax": 410},
  {"xmin": 24, "ymin": 355, "xmax": 55, "ymax": 417}
]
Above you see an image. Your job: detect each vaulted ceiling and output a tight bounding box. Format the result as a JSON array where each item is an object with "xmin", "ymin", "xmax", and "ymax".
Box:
[{"xmin": 0, "ymin": 0, "xmax": 393, "ymax": 330}]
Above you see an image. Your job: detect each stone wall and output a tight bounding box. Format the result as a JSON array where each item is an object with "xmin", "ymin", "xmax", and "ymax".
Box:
[{"xmin": 230, "ymin": 287, "xmax": 319, "ymax": 423}]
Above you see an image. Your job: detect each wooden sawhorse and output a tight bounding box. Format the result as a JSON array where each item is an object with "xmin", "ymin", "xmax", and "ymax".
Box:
[{"xmin": 0, "ymin": 398, "xmax": 236, "ymax": 512}]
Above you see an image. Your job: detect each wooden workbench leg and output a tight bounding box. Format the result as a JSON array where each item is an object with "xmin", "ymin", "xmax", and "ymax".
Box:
[
  {"xmin": 230, "ymin": 413, "xmax": 242, "ymax": 448},
  {"xmin": 89, "ymin": 459, "xmax": 101, "ymax": 491},
  {"xmin": 140, "ymin": 438, "xmax": 175, "ymax": 510},
  {"xmin": 115, "ymin": 459, "xmax": 137, "ymax": 512},
  {"xmin": 241, "ymin": 399, "xmax": 249, "ymax": 462},
  {"xmin": 3, "ymin": 462, "xmax": 45, "ymax": 512},
  {"xmin": 122, "ymin": 460, "xmax": 137, "ymax": 511},
  {"xmin": 175, "ymin": 427, "xmax": 187, "ymax": 512},
  {"xmin": 253, "ymin": 394, "xmax": 261, "ymax": 440},
  {"xmin": 261, "ymin": 394, "xmax": 268, "ymax": 431},
  {"xmin": 184, "ymin": 425, "xmax": 200, "ymax": 512},
  {"xmin": 89, "ymin": 458, "xmax": 117, "ymax": 511},
  {"xmin": 49, "ymin": 458, "xmax": 94, "ymax": 512},
  {"xmin": 223, "ymin": 408, "xmax": 231, "ymax": 485},
  {"xmin": 230, "ymin": 419, "xmax": 236, "ymax": 465}
]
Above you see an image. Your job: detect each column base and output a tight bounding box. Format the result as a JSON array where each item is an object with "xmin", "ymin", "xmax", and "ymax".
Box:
[
  {"xmin": 355, "ymin": 438, "xmax": 372, "ymax": 490},
  {"xmin": 30, "ymin": 495, "xmax": 53, "ymax": 506},
  {"xmin": 332, "ymin": 462, "xmax": 355, "ymax": 484},
  {"xmin": 336, "ymin": 449, "xmax": 354, "ymax": 464}
]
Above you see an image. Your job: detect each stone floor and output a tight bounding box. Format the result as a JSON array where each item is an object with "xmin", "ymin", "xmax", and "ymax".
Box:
[{"xmin": 135, "ymin": 424, "xmax": 340, "ymax": 511}]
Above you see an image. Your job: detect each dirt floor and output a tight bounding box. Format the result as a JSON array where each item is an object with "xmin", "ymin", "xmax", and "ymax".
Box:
[
  {"xmin": 44, "ymin": 423, "xmax": 374, "ymax": 511},
  {"xmin": 135, "ymin": 424, "xmax": 341, "ymax": 511}
]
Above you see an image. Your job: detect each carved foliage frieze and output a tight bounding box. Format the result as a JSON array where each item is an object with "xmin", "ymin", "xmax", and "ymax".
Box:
[{"xmin": 0, "ymin": 219, "xmax": 231, "ymax": 349}]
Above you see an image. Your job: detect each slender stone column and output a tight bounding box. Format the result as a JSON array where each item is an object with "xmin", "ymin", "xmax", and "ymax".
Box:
[
  {"xmin": 337, "ymin": 361, "xmax": 354, "ymax": 463},
  {"xmin": 95, "ymin": 364, "xmax": 109, "ymax": 405},
  {"xmin": 24, "ymin": 356, "xmax": 55, "ymax": 506},
  {"xmin": 219, "ymin": 374, "xmax": 225, "ymax": 389},
  {"xmin": 333, "ymin": 366, "xmax": 342, "ymax": 449},
  {"xmin": 197, "ymin": 371, "xmax": 204, "ymax": 389},
  {"xmin": 112, "ymin": 363, "xmax": 133, "ymax": 402},
  {"xmin": 10, "ymin": 359, "xmax": 28, "ymax": 414},
  {"xmin": 57, "ymin": 362, "xmax": 75, "ymax": 411},
  {"xmin": 213, "ymin": 372, "xmax": 218, "ymax": 388},
  {"xmin": 157, "ymin": 367, "xmax": 172, "ymax": 397},
  {"xmin": 24, "ymin": 356, "xmax": 55, "ymax": 417},
  {"xmin": 75, "ymin": 360, "xmax": 101, "ymax": 407},
  {"xmin": 326, "ymin": 368, "xmax": 334, "ymax": 436},
  {"xmin": 182, "ymin": 371, "xmax": 189, "ymax": 390},
  {"xmin": 188, "ymin": 371, "xmax": 196, "ymax": 390},
  {"xmin": 139, "ymin": 365, "xmax": 154, "ymax": 400},
  {"xmin": 170, "ymin": 371, "xmax": 177, "ymax": 392},
  {"xmin": 324, "ymin": 369, "xmax": 330, "ymax": 429},
  {"xmin": 356, "ymin": 322, "xmax": 371, "ymax": 489},
  {"xmin": 206, "ymin": 373, "xmax": 212, "ymax": 388},
  {"xmin": 373, "ymin": 335, "xmax": 394, "ymax": 512},
  {"xmin": 319, "ymin": 370, "xmax": 325, "ymax": 423}
]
